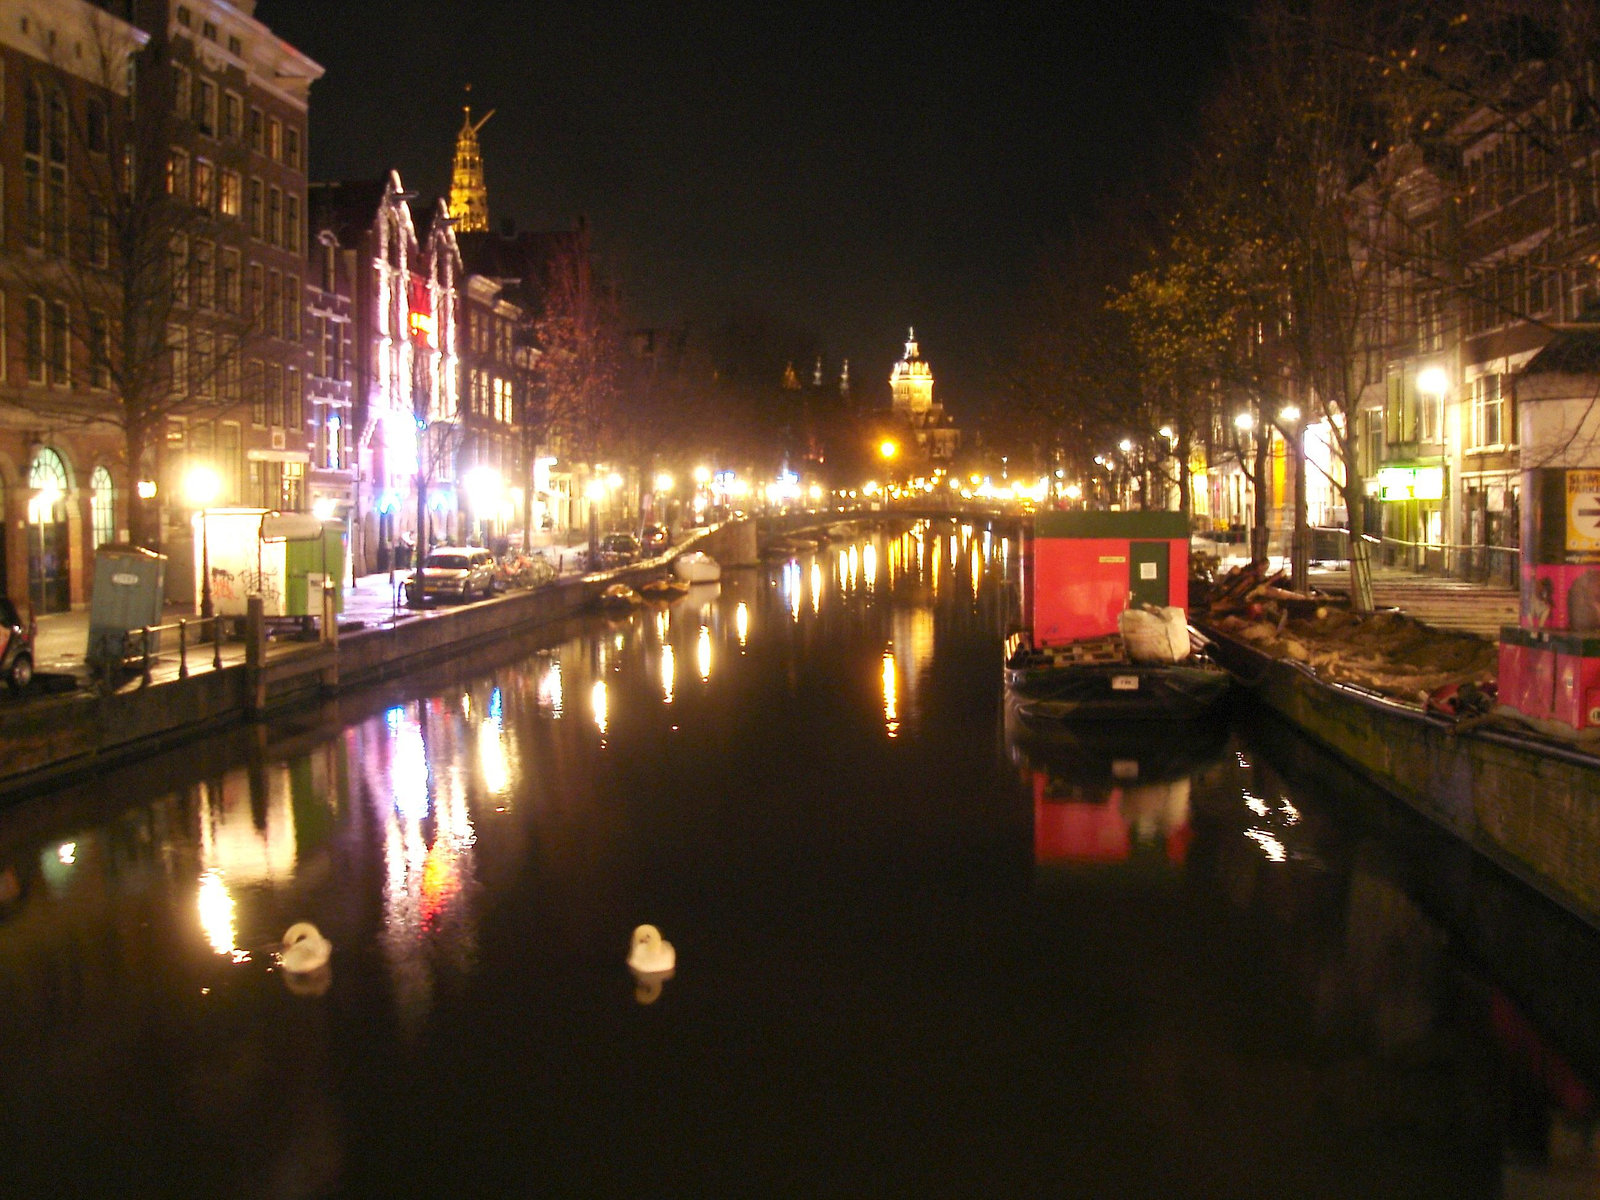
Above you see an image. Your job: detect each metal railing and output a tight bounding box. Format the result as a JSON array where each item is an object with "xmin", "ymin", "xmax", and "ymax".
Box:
[
  {"xmin": 1302, "ymin": 526, "xmax": 1521, "ymax": 586},
  {"xmin": 115, "ymin": 615, "xmax": 229, "ymax": 687}
]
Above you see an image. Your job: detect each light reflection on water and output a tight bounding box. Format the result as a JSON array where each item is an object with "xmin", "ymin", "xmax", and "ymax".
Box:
[{"xmin": 1, "ymin": 519, "xmax": 1597, "ymax": 1195}]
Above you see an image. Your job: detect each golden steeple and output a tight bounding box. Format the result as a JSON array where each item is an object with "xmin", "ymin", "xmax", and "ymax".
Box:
[{"xmin": 449, "ymin": 88, "xmax": 494, "ymax": 234}]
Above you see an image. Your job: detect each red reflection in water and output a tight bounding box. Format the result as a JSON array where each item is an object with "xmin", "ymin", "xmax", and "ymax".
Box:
[{"xmin": 1031, "ymin": 772, "xmax": 1192, "ymax": 867}]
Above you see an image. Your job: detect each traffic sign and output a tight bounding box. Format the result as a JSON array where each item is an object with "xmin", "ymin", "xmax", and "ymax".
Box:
[{"xmin": 1567, "ymin": 471, "xmax": 1600, "ymax": 554}]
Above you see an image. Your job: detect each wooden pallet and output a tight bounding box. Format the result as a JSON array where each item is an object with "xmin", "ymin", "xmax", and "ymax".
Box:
[{"xmin": 1041, "ymin": 637, "xmax": 1126, "ymax": 666}]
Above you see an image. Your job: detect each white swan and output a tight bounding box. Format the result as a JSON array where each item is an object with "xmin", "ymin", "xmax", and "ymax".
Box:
[
  {"xmin": 627, "ymin": 924, "xmax": 675, "ymax": 974},
  {"xmin": 280, "ymin": 922, "xmax": 332, "ymax": 974}
]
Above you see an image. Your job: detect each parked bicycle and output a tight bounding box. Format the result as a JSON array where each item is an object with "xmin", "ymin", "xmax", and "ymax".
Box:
[{"xmin": 493, "ymin": 552, "xmax": 559, "ymax": 591}]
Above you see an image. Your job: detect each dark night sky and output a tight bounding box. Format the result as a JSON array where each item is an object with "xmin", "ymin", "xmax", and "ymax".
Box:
[{"xmin": 255, "ymin": 1, "xmax": 1240, "ymax": 419}]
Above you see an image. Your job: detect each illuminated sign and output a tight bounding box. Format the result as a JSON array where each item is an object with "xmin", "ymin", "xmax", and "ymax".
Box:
[
  {"xmin": 408, "ymin": 276, "xmax": 435, "ymax": 344},
  {"xmin": 1378, "ymin": 466, "xmax": 1443, "ymax": 501}
]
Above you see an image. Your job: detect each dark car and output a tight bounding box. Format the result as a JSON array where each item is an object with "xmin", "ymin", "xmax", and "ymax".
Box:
[
  {"xmin": 405, "ymin": 547, "xmax": 496, "ymax": 605},
  {"xmin": 0, "ymin": 597, "xmax": 34, "ymax": 690},
  {"xmin": 598, "ymin": 532, "xmax": 641, "ymax": 566},
  {"xmin": 640, "ymin": 523, "xmax": 670, "ymax": 555}
]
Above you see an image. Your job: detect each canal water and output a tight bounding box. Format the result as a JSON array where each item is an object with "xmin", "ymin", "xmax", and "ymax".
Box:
[{"xmin": 3, "ymin": 520, "xmax": 1599, "ymax": 1198}]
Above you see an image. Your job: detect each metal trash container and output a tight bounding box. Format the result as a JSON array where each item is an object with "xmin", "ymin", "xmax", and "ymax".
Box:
[{"xmin": 86, "ymin": 545, "xmax": 167, "ymax": 672}]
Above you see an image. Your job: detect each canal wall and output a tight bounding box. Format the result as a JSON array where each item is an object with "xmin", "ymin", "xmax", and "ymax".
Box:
[
  {"xmin": 0, "ymin": 520, "xmax": 759, "ymax": 800},
  {"xmin": 1205, "ymin": 624, "xmax": 1600, "ymax": 933}
]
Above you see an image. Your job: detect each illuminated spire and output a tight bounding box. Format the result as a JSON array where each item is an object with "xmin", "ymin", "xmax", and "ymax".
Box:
[
  {"xmin": 890, "ymin": 326, "xmax": 933, "ymax": 422},
  {"xmin": 449, "ymin": 87, "xmax": 494, "ymax": 233}
]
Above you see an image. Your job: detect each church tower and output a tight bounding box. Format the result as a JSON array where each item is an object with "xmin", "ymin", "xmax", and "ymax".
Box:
[
  {"xmin": 449, "ymin": 95, "xmax": 494, "ymax": 234},
  {"xmin": 890, "ymin": 328, "xmax": 934, "ymax": 425}
]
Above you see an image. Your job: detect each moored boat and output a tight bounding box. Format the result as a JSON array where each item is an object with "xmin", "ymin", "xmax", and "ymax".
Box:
[
  {"xmin": 597, "ymin": 582, "xmax": 642, "ymax": 610},
  {"xmin": 1006, "ymin": 511, "xmax": 1230, "ymax": 727},
  {"xmin": 639, "ymin": 576, "xmax": 691, "ymax": 601},
  {"xmin": 672, "ymin": 551, "xmax": 722, "ymax": 584},
  {"xmin": 1005, "ymin": 638, "xmax": 1232, "ymax": 724}
]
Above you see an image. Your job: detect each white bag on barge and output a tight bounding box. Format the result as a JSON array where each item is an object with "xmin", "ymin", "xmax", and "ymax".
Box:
[{"xmin": 1119, "ymin": 605, "xmax": 1191, "ymax": 665}]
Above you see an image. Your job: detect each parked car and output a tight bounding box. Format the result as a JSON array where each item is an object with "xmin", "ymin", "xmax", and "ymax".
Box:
[
  {"xmin": 598, "ymin": 532, "xmax": 641, "ymax": 565},
  {"xmin": 0, "ymin": 597, "xmax": 34, "ymax": 690},
  {"xmin": 640, "ymin": 523, "xmax": 670, "ymax": 555},
  {"xmin": 406, "ymin": 547, "xmax": 496, "ymax": 605}
]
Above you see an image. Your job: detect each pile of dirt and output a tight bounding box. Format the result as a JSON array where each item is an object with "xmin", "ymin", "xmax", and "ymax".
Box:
[{"xmin": 1198, "ymin": 564, "xmax": 1498, "ymax": 705}]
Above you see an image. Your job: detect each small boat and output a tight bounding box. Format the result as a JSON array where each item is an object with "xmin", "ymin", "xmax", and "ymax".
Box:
[
  {"xmin": 1005, "ymin": 637, "xmax": 1231, "ymax": 724},
  {"xmin": 1006, "ymin": 511, "xmax": 1230, "ymax": 728},
  {"xmin": 597, "ymin": 583, "xmax": 642, "ymax": 609},
  {"xmin": 672, "ymin": 551, "xmax": 722, "ymax": 584},
  {"xmin": 639, "ymin": 576, "xmax": 690, "ymax": 600}
]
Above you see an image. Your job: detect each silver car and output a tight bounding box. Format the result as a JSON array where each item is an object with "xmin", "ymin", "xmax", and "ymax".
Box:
[{"xmin": 406, "ymin": 547, "xmax": 496, "ymax": 605}]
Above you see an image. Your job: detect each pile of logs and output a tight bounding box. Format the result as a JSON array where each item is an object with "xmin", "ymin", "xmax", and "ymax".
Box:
[{"xmin": 1202, "ymin": 563, "xmax": 1332, "ymax": 620}]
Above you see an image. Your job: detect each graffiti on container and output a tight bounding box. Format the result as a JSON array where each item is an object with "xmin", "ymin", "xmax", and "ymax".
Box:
[{"xmin": 210, "ymin": 567, "xmax": 281, "ymax": 607}]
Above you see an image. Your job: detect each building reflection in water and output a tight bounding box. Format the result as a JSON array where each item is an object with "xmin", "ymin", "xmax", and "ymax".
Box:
[
  {"xmin": 810, "ymin": 561, "xmax": 822, "ymax": 615},
  {"xmin": 537, "ymin": 654, "xmax": 564, "ymax": 717},
  {"xmin": 881, "ymin": 649, "xmax": 899, "ymax": 738},
  {"xmin": 661, "ymin": 643, "xmax": 676, "ymax": 704},
  {"xmin": 783, "ymin": 560, "xmax": 802, "ymax": 622},
  {"xmin": 478, "ymin": 687, "xmax": 512, "ymax": 801},
  {"xmin": 697, "ymin": 625, "xmax": 712, "ymax": 682},
  {"xmin": 359, "ymin": 700, "xmax": 481, "ymax": 1039},
  {"xmin": 591, "ymin": 679, "xmax": 609, "ymax": 737},
  {"xmin": 197, "ymin": 867, "xmax": 246, "ymax": 961},
  {"xmin": 736, "ymin": 602, "xmax": 749, "ymax": 648}
]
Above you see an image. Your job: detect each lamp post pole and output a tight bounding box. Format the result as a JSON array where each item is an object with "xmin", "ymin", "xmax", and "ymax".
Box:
[{"xmin": 199, "ymin": 507, "xmax": 213, "ymax": 621}]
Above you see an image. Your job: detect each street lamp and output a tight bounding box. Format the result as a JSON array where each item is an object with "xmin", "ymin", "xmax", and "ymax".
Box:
[
  {"xmin": 185, "ymin": 465, "xmax": 221, "ymax": 620},
  {"xmin": 463, "ymin": 465, "xmax": 503, "ymax": 545}
]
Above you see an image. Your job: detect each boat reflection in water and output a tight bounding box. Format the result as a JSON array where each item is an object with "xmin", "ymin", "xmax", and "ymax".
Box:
[{"xmin": 1010, "ymin": 720, "xmax": 1230, "ymax": 870}]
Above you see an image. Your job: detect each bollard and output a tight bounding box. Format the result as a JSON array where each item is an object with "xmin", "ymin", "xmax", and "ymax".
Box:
[
  {"xmin": 321, "ymin": 581, "xmax": 339, "ymax": 646},
  {"xmin": 246, "ymin": 595, "xmax": 266, "ymax": 711},
  {"xmin": 140, "ymin": 626, "xmax": 152, "ymax": 687},
  {"xmin": 178, "ymin": 619, "xmax": 189, "ymax": 679},
  {"xmin": 212, "ymin": 614, "xmax": 223, "ymax": 671}
]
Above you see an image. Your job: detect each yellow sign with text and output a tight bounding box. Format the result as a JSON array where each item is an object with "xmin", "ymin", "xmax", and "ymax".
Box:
[{"xmin": 1568, "ymin": 470, "xmax": 1600, "ymax": 554}]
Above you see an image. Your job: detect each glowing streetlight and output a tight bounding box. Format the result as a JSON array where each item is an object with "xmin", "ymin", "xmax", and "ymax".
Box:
[
  {"xmin": 692, "ymin": 466, "xmax": 710, "ymax": 486},
  {"xmin": 185, "ymin": 465, "xmax": 222, "ymax": 621},
  {"xmin": 1234, "ymin": 411, "xmax": 1256, "ymax": 433},
  {"xmin": 1416, "ymin": 366, "xmax": 1449, "ymax": 397},
  {"xmin": 1065, "ymin": 482, "xmax": 1083, "ymax": 501},
  {"xmin": 879, "ymin": 439, "xmax": 898, "ymax": 461},
  {"xmin": 654, "ymin": 472, "xmax": 675, "ymax": 493},
  {"xmin": 1118, "ymin": 438, "xmax": 1133, "ymax": 453},
  {"xmin": 1279, "ymin": 405, "xmax": 1301, "ymax": 424}
]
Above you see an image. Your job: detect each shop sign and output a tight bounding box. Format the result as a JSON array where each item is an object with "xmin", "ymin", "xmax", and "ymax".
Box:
[{"xmin": 1378, "ymin": 466, "xmax": 1443, "ymax": 501}]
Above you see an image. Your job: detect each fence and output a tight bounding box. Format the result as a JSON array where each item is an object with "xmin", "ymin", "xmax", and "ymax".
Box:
[{"xmin": 1306, "ymin": 526, "xmax": 1521, "ymax": 586}]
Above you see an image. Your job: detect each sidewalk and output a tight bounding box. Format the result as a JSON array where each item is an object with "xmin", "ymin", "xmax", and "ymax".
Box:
[{"xmin": 25, "ymin": 542, "xmax": 595, "ymax": 690}]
